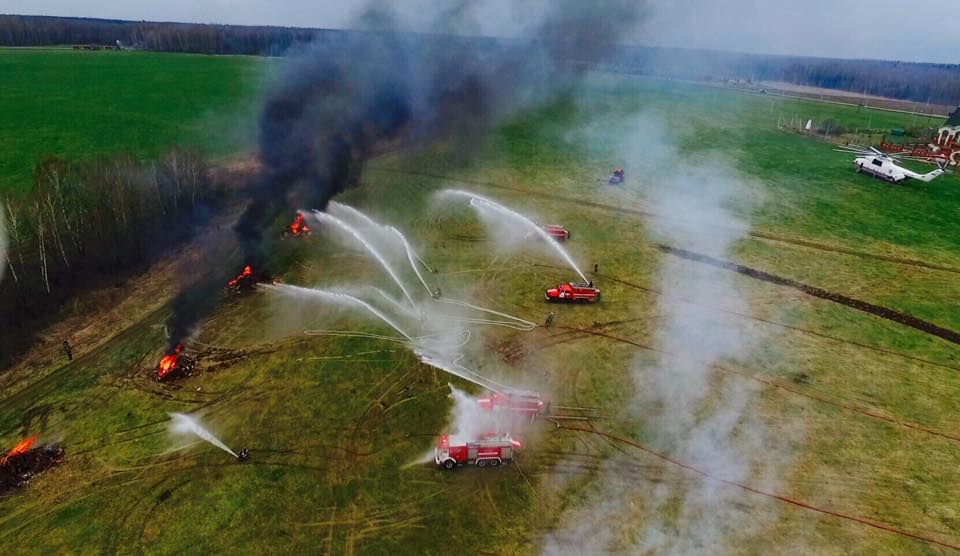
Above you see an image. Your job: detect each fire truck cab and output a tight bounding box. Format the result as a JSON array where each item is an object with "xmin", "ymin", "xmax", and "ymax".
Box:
[
  {"xmin": 545, "ymin": 282, "xmax": 600, "ymax": 303},
  {"xmin": 435, "ymin": 434, "xmax": 520, "ymax": 470},
  {"xmin": 477, "ymin": 390, "xmax": 548, "ymax": 417},
  {"xmin": 542, "ymin": 225, "xmax": 570, "ymax": 242}
]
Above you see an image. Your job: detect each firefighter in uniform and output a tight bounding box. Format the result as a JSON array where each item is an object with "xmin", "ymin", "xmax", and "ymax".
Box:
[
  {"xmin": 62, "ymin": 340, "xmax": 73, "ymax": 361},
  {"xmin": 545, "ymin": 312, "xmax": 555, "ymax": 327}
]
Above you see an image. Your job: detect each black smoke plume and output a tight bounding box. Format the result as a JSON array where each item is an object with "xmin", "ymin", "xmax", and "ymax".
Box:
[{"xmin": 164, "ymin": 1, "xmax": 642, "ymax": 349}]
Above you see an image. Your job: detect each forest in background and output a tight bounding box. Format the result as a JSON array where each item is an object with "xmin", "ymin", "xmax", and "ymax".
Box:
[{"xmin": 2, "ymin": 14, "xmax": 958, "ymax": 105}]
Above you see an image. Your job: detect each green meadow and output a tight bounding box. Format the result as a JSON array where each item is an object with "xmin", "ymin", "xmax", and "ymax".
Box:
[
  {"xmin": 0, "ymin": 49, "xmax": 266, "ymax": 194},
  {"xmin": 2, "ymin": 51, "xmax": 959, "ymax": 553}
]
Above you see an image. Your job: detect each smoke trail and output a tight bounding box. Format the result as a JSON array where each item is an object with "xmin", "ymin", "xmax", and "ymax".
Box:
[
  {"xmin": 162, "ymin": 1, "xmax": 645, "ymax": 346},
  {"xmin": 169, "ymin": 413, "xmax": 238, "ymax": 458}
]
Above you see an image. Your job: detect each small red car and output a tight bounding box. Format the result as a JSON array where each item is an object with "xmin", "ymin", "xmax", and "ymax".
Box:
[
  {"xmin": 545, "ymin": 282, "xmax": 600, "ymax": 303},
  {"xmin": 542, "ymin": 225, "xmax": 570, "ymax": 242}
]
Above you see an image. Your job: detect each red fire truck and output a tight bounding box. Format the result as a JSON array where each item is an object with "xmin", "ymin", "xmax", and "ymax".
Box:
[
  {"xmin": 435, "ymin": 434, "xmax": 521, "ymax": 469},
  {"xmin": 477, "ymin": 390, "xmax": 548, "ymax": 417},
  {"xmin": 542, "ymin": 225, "xmax": 570, "ymax": 242},
  {"xmin": 545, "ymin": 282, "xmax": 600, "ymax": 303}
]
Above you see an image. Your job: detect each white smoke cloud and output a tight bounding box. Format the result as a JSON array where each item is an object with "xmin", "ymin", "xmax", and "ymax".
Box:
[{"xmin": 542, "ymin": 107, "xmax": 797, "ymax": 553}]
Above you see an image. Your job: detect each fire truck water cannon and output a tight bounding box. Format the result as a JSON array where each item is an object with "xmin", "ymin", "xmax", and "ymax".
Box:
[
  {"xmin": 435, "ymin": 433, "xmax": 521, "ymax": 470},
  {"xmin": 545, "ymin": 281, "xmax": 600, "ymax": 303},
  {"xmin": 477, "ymin": 390, "xmax": 549, "ymax": 418}
]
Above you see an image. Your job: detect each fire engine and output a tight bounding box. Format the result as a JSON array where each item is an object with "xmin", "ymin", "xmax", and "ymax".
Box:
[
  {"xmin": 477, "ymin": 390, "xmax": 548, "ymax": 417},
  {"xmin": 435, "ymin": 433, "xmax": 520, "ymax": 469},
  {"xmin": 545, "ymin": 282, "xmax": 600, "ymax": 303},
  {"xmin": 542, "ymin": 225, "xmax": 570, "ymax": 242}
]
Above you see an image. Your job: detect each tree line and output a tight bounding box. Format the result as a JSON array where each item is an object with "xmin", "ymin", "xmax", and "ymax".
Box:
[
  {"xmin": 0, "ymin": 14, "xmax": 345, "ymax": 56},
  {"xmin": 610, "ymin": 46, "xmax": 960, "ymax": 106},
  {"xmin": 2, "ymin": 15, "xmax": 958, "ymax": 105},
  {"xmin": 0, "ymin": 149, "xmax": 219, "ymax": 366}
]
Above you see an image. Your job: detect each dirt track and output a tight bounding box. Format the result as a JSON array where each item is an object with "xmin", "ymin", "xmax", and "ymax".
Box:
[{"xmin": 660, "ymin": 245, "xmax": 960, "ymax": 346}]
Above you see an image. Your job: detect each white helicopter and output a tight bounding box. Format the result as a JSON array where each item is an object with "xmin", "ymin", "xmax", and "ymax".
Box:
[{"xmin": 834, "ymin": 145, "xmax": 945, "ymax": 184}]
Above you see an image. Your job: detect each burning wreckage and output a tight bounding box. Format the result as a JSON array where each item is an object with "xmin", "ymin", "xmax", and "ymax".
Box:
[
  {"xmin": 0, "ymin": 436, "xmax": 64, "ymax": 494},
  {"xmin": 156, "ymin": 343, "xmax": 196, "ymax": 381},
  {"xmin": 283, "ymin": 214, "xmax": 311, "ymax": 239},
  {"xmin": 226, "ymin": 265, "xmax": 257, "ymax": 294}
]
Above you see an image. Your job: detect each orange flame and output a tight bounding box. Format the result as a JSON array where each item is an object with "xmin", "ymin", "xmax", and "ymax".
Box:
[
  {"xmin": 1, "ymin": 436, "xmax": 36, "ymax": 465},
  {"xmin": 157, "ymin": 344, "xmax": 183, "ymax": 380},
  {"xmin": 290, "ymin": 214, "xmax": 310, "ymax": 236},
  {"xmin": 227, "ymin": 265, "xmax": 253, "ymax": 288}
]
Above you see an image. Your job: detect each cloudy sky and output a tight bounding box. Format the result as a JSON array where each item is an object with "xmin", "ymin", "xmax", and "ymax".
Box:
[{"xmin": 3, "ymin": 0, "xmax": 958, "ymax": 63}]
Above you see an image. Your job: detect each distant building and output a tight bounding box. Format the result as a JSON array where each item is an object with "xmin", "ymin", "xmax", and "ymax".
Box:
[{"xmin": 934, "ymin": 107, "xmax": 960, "ymax": 148}]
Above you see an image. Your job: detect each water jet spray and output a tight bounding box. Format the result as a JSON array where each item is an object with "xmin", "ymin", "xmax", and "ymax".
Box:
[{"xmin": 442, "ymin": 189, "xmax": 589, "ymax": 282}]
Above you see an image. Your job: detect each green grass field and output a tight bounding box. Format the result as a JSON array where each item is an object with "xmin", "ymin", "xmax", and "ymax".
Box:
[
  {"xmin": 2, "ymin": 53, "xmax": 960, "ymax": 554},
  {"xmin": 0, "ymin": 49, "xmax": 266, "ymax": 194}
]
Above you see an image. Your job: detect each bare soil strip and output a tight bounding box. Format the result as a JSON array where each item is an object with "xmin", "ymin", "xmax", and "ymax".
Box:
[
  {"xmin": 659, "ymin": 245, "xmax": 960, "ymax": 346},
  {"xmin": 594, "ymin": 272, "xmax": 960, "ymax": 373}
]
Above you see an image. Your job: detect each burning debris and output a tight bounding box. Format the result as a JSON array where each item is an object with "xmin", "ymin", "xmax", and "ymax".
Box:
[
  {"xmin": 155, "ymin": 345, "xmax": 267, "ymax": 382},
  {"xmin": 283, "ymin": 214, "xmax": 311, "ymax": 239},
  {"xmin": 156, "ymin": 343, "xmax": 195, "ymax": 381},
  {"xmin": 1, "ymin": 436, "xmax": 36, "ymax": 465},
  {"xmin": 0, "ymin": 436, "xmax": 64, "ymax": 494},
  {"xmin": 226, "ymin": 265, "xmax": 256, "ymax": 294}
]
